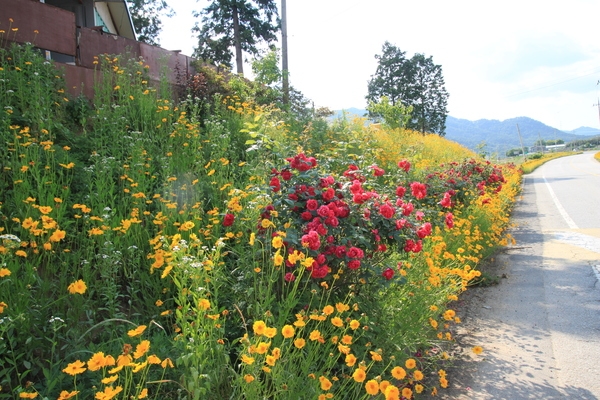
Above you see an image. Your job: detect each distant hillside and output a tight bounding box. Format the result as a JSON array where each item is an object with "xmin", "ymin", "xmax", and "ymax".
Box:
[
  {"xmin": 331, "ymin": 108, "xmax": 367, "ymax": 120},
  {"xmin": 331, "ymin": 110, "xmax": 596, "ymax": 156},
  {"xmin": 444, "ymin": 116, "xmax": 590, "ymax": 155}
]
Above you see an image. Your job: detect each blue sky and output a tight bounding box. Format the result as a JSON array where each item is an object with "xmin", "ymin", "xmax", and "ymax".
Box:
[{"xmin": 160, "ymin": 0, "xmax": 600, "ymax": 131}]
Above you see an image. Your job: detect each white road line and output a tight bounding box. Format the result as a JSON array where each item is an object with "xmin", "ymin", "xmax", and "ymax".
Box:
[
  {"xmin": 593, "ymin": 265, "xmax": 600, "ymax": 284},
  {"xmin": 543, "ymin": 175, "xmax": 578, "ymax": 229}
]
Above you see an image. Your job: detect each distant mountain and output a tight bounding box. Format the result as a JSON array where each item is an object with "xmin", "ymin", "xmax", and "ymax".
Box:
[
  {"xmin": 331, "ymin": 110, "xmax": 597, "ymax": 156},
  {"xmin": 331, "ymin": 108, "xmax": 367, "ymax": 120},
  {"xmin": 567, "ymin": 126, "xmax": 600, "ymax": 136},
  {"xmin": 444, "ymin": 116, "xmax": 591, "ymax": 155}
]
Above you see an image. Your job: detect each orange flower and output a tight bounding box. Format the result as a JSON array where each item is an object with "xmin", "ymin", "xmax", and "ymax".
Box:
[
  {"xmin": 352, "ymin": 368, "xmax": 366, "ymax": 382},
  {"xmin": 62, "ymin": 360, "xmax": 86, "ymax": 376},
  {"xmin": 87, "ymin": 352, "xmax": 106, "ymax": 371},
  {"xmin": 281, "ymin": 324, "xmax": 295, "ymax": 339},
  {"xmin": 68, "ymin": 279, "xmax": 87, "ymax": 295},
  {"xmin": 133, "ymin": 340, "xmax": 150, "ymax": 359},
  {"xmin": 57, "ymin": 390, "xmax": 79, "ymax": 400},
  {"xmin": 127, "ymin": 325, "xmax": 147, "ymax": 337}
]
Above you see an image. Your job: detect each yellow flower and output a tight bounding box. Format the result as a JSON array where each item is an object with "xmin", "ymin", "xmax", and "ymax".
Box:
[
  {"xmin": 244, "ymin": 374, "xmax": 255, "ymax": 383},
  {"xmin": 264, "ymin": 327, "xmax": 277, "ymax": 338},
  {"xmin": 88, "ymin": 227, "xmax": 104, "ymax": 236},
  {"xmin": 472, "ymin": 346, "xmax": 483, "ymax": 355},
  {"xmin": 415, "ymin": 384, "xmax": 424, "ymax": 393},
  {"xmin": 57, "ymin": 390, "xmax": 79, "ymax": 400},
  {"xmin": 384, "ymin": 385, "xmax": 400, "ymax": 400},
  {"xmin": 127, "ymin": 325, "xmax": 147, "ymax": 337},
  {"xmin": 265, "ymin": 355, "xmax": 276, "ymax": 366},
  {"xmin": 345, "ymin": 353, "xmax": 357, "ymax": 367},
  {"xmin": 365, "ymin": 379, "xmax": 380, "ymax": 395},
  {"xmin": 15, "ymin": 250, "xmax": 27, "ymax": 257},
  {"xmin": 38, "ymin": 206, "xmax": 52, "ymax": 214},
  {"xmin": 341, "ymin": 335, "xmax": 353, "ymax": 345},
  {"xmin": 62, "ymin": 360, "xmax": 86, "ymax": 375},
  {"xmin": 293, "ymin": 338, "xmax": 306, "ymax": 349},
  {"xmin": 335, "ymin": 302, "xmax": 349, "ymax": 312},
  {"xmin": 352, "ymin": 368, "xmax": 366, "ymax": 382},
  {"xmin": 322, "ymin": 305, "xmax": 334, "ymax": 315},
  {"xmin": 370, "ymin": 350, "xmax": 382, "ymax": 362},
  {"xmin": 68, "ymin": 279, "xmax": 87, "ymax": 295},
  {"xmin": 132, "ymin": 360, "xmax": 148, "ymax": 373},
  {"xmin": 330, "ymin": 317, "xmax": 343, "ymax": 328},
  {"xmin": 49, "ymin": 229, "xmax": 66, "ymax": 242},
  {"xmin": 281, "ymin": 324, "xmax": 295, "ymax": 339},
  {"xmin": 309, "ymin": 330, "xmax": 321, "ymax": 341},
  {"xmin": 94, "ymin": 385, "xmax": 122, "ymax": 400},
  {"xmin": 273, "ymin": 251, "xmax": 284, "ymax": 266},
  {"xmin": 253, "ymin": 320, "xmax": 266, "ymax": 336},
  {"xmin": 241, "ymin": 354, "xmax": 255, "ymax": 365},
  {"xmin": 319, "ymin": 376, "xmax": 333, "ymax": 390},
  {"xmin": 391, "ymin": 366, "xmax": 406, "ymax": 380},
  {"xmin": 401, "ymin": 387, "xmax": 413, "ymax": 399},
  {"xmin": 101, "ymin": 375, "xmax": 118, "ymax": 384},
  {"xmin": 349, "ymin": 319, "xmax": 360, "ymax": 330},
  {"xmin": 337, "ymin": 344, "xmax": 350, "ymax": 354},
  {"xmin": 87, "ymin": 352, "xmax": 106, "ymax": 371},
  {"xmin": 271, "ymin": 236, "xmax": 283, "ymax": 249},
  {"xmin": 117, "ymin": 354, "xmax": 132, "ymax": 367},
  {"xmin": 249, "ymin": 232, "xmax": 256, "ymax": 245},
  {"xmin": 138, "ymin": 388, "xmax": 148, "ymax": 399},
  {"xmin": 413, "ymin": 370, "xmax": 424, "ymax": 380},
  {"xmin": 405, "ymin": 358, "xmax": 416, "ymax": 369},
  {"xmin": 256, "ymin": 341, "xmax": 270, "ymax": 354},
  {"xmin": 18, "ymin": 393, "xmax": 37, "ymax": 399},
  {"xmin": 133, "ymin": 340, "xmax": 150, "ymax": 359},
  {"xmin": 148, "ymin": 354, "xmax": 161, "ymax": 364},
  {"xmin": 161, "ymin": 358, "xmax": 174, "ymax": 368},
  {"xmin": 0, "ymin": 268, "xmax": 11, "ymax": 278},
  {"xmin": 440, "ymin": 377, "xmax": 448, "ymax": 388},
  {"xmin": 198, "ymin": 299, "xmax": 211, "ymax": 310}
]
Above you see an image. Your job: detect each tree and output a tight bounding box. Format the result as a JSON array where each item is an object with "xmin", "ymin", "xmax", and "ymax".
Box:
[
  {"xmin": 367, "ymin": 42, "xmax": 449, "ymax": 136},
  {"xmin": 126, "ymin": 0, "xmax": 174, "ymax": 46},
  {"xmin": 194, "ymin": 0, "xmax": 279, "ymax": 75},
  {"xmin": 366, "ymin": 96, "xmax": 412, "ymax": 130}
]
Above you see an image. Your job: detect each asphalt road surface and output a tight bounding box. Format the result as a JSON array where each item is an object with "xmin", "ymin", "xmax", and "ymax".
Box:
[{"xmin": 436, "ymin": 152, "xmax": 600, "ymax": 399}]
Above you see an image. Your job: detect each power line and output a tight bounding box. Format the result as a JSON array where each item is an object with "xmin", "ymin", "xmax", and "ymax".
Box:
[{"xmin": 504, "ymin": 66, "xmax": 600, "ymax": 99}]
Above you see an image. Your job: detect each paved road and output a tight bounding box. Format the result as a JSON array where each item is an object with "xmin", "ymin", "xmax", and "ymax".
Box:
[{"xmin": 437, "ymin": 152, "xmax": 600, "ymax": 399}]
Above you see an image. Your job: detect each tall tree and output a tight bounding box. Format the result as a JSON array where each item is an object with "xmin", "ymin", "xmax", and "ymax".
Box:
[
  {"xmin": 367, "ymin": 42, "xmax": 449, "ymax": 136},
  {"xmin": 193, "ymin": 0, "xmax": 279, "ymax": 75},
  {"xmin": 126, "ymin": 0, "xmax": 174, "ymax": 46}
]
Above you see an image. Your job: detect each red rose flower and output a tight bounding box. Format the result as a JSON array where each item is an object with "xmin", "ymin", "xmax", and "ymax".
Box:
[
  {"xmin": 223, "ymin": 213, "xmax": 235, "ymax": 227},
  {"xmin": 270, "ymin": 176, "xmax": 281, "ymax": 192},
  {"xmin": 445, "ymin": 212, "xmax": 454, "ymax": 229},
  {"xmin": 398, "ymin": 159, "xmax": 411, "ymax": 172},
  {"xmin": 306, "ymin": 199, "xmax": 319, "ymax": 211},
  {"xmin": 410, "ymin": 182, "xmax": 427, "ymax": 199},
  {"xmin": 382, "ymin": 267, "xmax": 394, "ymax": 280},
  {"xmin": 322, "ymin": 187, "xmax": 335, "ymax": 201},
  {"xmin": 347, "ymin": 260, "xmax": 361, "ymax": 270},
  {"xmin": 281, "ymin": 169, "xmax": 293, "ymax": 181},
  {"xmin": 379, "ymin": 203, "xmax": 395, "ymax": 219}
]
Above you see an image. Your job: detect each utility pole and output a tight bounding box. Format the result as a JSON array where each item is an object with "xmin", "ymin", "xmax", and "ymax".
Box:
[
  {"xmin": 516, "ymin": 124, "xmax": 526, "ymax": 158},
  {"xmin": 281, "ymin": 0, "xmax": 289, "ymax": 106},
  {"xmin": 594, "ymin": 97, "xmax": 600, "ymax": 127}
]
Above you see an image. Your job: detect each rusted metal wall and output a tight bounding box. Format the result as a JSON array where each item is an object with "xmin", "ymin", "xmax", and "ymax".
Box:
[
  {"xmin": 0, "ymin": 0, "xmax": 76, "ymax": 56},
  {"xmin": 1, "ymin": 0, "xmax": 198, "ymax": 101},
  {"xmin": 78, "ymin": 27, "xmax": 141, "ymax": 68}
]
